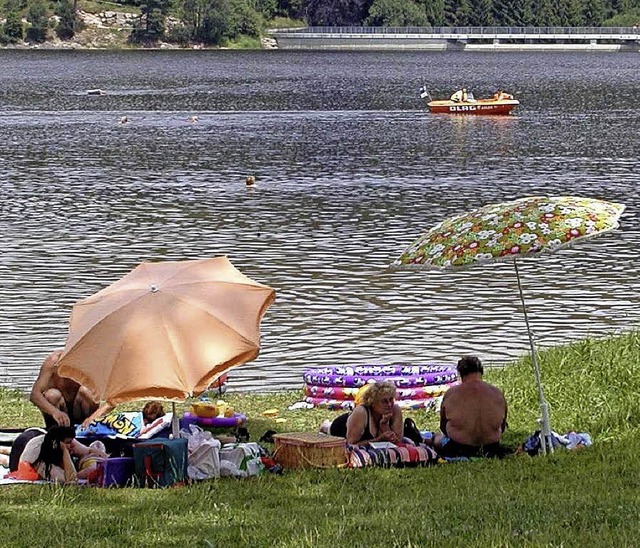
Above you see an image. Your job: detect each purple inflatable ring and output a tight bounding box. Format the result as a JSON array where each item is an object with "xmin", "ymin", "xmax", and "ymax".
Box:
[
  {"xmin": 181, "ymin": 412, "xmax": 247, "ymax": 428},
  {"xmin": 303, "ymin": 364, "xmax": 458, "ymax": 389}
]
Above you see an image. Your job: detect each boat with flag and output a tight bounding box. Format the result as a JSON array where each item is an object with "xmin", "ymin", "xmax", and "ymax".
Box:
[{"xmin": 420, "ymin": 87, "xmax": 519, "ymax": 115}]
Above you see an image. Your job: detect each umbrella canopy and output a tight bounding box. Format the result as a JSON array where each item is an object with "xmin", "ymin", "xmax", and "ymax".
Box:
[
  {"xmin": 394, "ymin": 196, "xmax": 624, "ymax": 269},
  {"xmin": 57, "ymin": 256, "xmax": 275, "ymax": 405},
  {"xmin": 393, "ymin": 196, "xmax": 625, "ymax": 453}
]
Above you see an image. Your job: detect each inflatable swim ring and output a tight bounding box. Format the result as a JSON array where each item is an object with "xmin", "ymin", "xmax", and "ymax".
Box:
[
  {"xmin": 304, "ymin": 381, "xmax": 457, "ymax": 400},
  {"xmin": 306, "ymin": 364, "xmax": 455, "ymax": 377},
  {"xmin": 303, "ymin": 365, "xmax": 458, "ymax": 389},
  {"xmin": 304, "ymin": 396, "xmax": 442, "ymax": 411},
  {"xmin": 181, "ymin": 412, "xmax": 247, "ymax": 428},
  {"xmin": 302, "ymin": 364, "xmax": 458, "ymax": 409}
]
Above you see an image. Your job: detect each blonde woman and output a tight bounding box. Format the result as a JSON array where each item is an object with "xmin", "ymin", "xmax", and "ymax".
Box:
[{"xmin": 329, "ymin": 381, "xmax": 403, "ymax": 446}]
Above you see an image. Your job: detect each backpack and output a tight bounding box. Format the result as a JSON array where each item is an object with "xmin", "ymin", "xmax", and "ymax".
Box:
[{"xmin": 403, "ymin": 418, "xmax": 424, "ymax": 446}]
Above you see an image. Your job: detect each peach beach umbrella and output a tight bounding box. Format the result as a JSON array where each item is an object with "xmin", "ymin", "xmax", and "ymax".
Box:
[
  {"xmin": 393, "ymin": 196, "xmax": 625, "ymax": 454},
  {"xmin": 57, "ymin": 257, "xmax": 275, "ymax": 410}
]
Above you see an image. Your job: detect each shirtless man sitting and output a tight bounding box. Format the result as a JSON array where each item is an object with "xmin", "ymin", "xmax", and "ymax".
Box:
[
  {"xmin": 432, "ymin": 355, "xmax": 509, "ymax": 458},
  {"xmin": 30, "ymin": 349, "xmax": 101, "ymax": 429}
]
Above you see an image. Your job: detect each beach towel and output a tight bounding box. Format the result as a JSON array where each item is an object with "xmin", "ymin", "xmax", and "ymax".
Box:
[
  {"xmin": 77, "ymin": 412, "xmax": 144, "ymax": 438},
  {"xmin": 347, "ymin": 444, "xmax": 438, "ymax": 468}
]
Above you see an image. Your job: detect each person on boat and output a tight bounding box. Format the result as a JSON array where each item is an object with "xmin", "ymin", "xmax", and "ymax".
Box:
[
  {"xmin": 30, "ymin": 349, "xmax": 101, "ymax": 429},
  {"xmin": 450, "ymin": 89, "xmax": 464, "ymax": 102},
  {"xmin": 329, "ymin": 381, "xmax": 404, "ymax": 445},
  {"xmin": 430, "ymin": 355, "xmax": 510, "ymax": 458},
  {"xmin": 492, "ymin": 90, "xmax": 514, "ymax": 101}
]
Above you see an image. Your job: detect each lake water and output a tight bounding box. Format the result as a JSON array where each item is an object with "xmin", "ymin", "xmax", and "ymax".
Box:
[{"xmin": 0, "ymin": 49, "xmax": 638, "ymax": 394}]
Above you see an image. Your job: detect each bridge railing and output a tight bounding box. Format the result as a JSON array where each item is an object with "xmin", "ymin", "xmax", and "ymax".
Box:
[{"xmin": 271, "ymin": 26, "xmax": 640, "ymax": 36}]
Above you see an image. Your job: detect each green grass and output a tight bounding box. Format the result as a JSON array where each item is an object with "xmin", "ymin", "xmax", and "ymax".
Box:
[
  {"xmin": 266, "ymin": 17, "xmax": 307, "ymax": 29},
  {"xmin": 224, "ymin": 35, "xmax": 263, "ymax": 50},
  {"xmin": 2, "ymin": 330, "xmax": 640, "ymax": 546},
  {"xmin": 79, "ymin": 0, "xmax": 139, "ymax": 15}
]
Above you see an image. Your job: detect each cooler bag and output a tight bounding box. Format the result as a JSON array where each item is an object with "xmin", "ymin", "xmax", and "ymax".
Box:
[
  {"xmin": 99, "ymin": 457, "xmax": 135, "ymax": 487},
  {"xmin": 133, "ymin": 438, "xmax": 188, "ymax": 488}
]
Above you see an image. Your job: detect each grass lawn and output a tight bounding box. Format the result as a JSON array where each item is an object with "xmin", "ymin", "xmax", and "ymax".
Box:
[{"xmin": 1, "ymin": 330, "xmax": 639, "ymax": 547}]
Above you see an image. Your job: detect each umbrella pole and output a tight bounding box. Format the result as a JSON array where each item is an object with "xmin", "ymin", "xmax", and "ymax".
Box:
[
  {"xmin": 171, "ymin": 402, "xmax": 180, "ymax": 438},
  {"xmin": 513, "ymin": 260, "xmax": 553, "ymax": 455}
]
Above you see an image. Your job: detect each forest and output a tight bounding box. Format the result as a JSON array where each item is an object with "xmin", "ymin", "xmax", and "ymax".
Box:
[{"xmin": 1, "ymin": 0, "xmax": 639, "ymax": 47}]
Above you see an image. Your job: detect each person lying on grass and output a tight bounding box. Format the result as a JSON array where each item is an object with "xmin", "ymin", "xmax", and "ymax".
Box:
[
  {"xmin": 329, "ymin": 381, "xmax": 404, "ymax": 445},
  {"xmin": 11, "ymin": 425, "xmax": 107, "ymax": 483},
  {"xmin": 430, "ymin": 355, "xmax": 510, "ymax": 459}
]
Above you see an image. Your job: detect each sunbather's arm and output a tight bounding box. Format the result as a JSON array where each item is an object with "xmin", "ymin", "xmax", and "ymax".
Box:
[{"xmin": 61, "ymin": 445, "xmax": 78, "ymax": 484}]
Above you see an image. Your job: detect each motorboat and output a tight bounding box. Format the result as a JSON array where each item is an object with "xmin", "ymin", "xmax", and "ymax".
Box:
[{"xmin": 420, "ymin": 87, "xmax": 519, "ymax": 115}]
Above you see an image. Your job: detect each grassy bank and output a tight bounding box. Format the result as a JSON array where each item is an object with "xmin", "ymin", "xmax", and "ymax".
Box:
[{"xmin": 1, "ymin": 330, "xmax": 639, "ymax": 546}]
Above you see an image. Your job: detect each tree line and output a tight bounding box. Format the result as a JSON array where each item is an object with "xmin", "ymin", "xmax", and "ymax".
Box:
[{"xmin": 1, "ymin": 0, "xmax": 639, "ymax": 47}]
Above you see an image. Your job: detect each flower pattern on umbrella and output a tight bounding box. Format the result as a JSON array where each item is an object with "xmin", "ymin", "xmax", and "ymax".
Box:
[{"xmin": 395, "ymin": 196, "xmax": 625, "ymax": 269}]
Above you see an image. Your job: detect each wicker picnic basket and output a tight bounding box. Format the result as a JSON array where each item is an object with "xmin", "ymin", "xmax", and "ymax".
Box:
[{"xmin": 272, "ymin": 432, "xmax": 347, "ymax": 469}]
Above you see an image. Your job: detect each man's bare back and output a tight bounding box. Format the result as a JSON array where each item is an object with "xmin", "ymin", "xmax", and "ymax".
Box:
[
  {"xmin": 431, "ymin": 356, "xmax": 509, "ymax": 458},
  {"xmin": 440, "ymin": 378, "xmax": 507, "ymax": 446}
]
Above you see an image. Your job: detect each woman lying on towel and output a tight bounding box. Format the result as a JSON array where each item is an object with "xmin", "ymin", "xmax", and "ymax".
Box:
[
  {"xmin": 10, "ymin": 425, "xmax": 107, "ymax": 483},
  {"xmin": 329, "ymin": 381, "xmax": 404, "ymax": 446}
]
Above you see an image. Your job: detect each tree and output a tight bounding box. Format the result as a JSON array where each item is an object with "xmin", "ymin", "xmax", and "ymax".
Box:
[
  {"xmin": 129, "ymin": 0, "xmax": 172, "ymax": 44},
  {"xmin": 420, "ymin": 0, "xmax": 446, "ymax": 25},
  {"xmin": 176, "ymin": 0, "xmax": 264, "ymax": 46},
  {"xmin": 365, "ymin": 0, "xmax": 429, "ymax": 25},
  {"xmin": 529, "ymin": 0, "xmax": 557, "ymax": 25},
  {"xmin": 2, "ymin": 0, "xmax": 24, "ymax": 43},
  {"xmin": 454, "ymin": 0, "xmax": 472, "ymax": 24},
  {"xmin": 274, "ymin": 0, "xmax": 306, "ymax": 19},
  {"xmin": 254, "ymin": 0, "xmax": 278, "ymax": 19},
  {"xmin": 25, "ymin": 0, "xmax": 48, "ymax": 43},
  {"xmin": 306, "ymin": 0, "xmax": 371, "ymax": 25},
  {"xmin": 469, "ymin": 0, "xmax": 494, "ymax": 26},
  {"xmin": 582, "ymin": 0, "xmax": 606, "ymax": 23},
  {"xmin": 55, "ymin": 0, "xmax": 76, "ymax": 40}
]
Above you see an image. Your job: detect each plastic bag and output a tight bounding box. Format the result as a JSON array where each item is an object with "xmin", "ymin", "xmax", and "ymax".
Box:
[
  {"xmin": 181, "ymin": 424, "xmax": 221, "ymax": 480},
  {"xmin": 219, "ymin": 442, "xmax": 265, "ymax": 477}
]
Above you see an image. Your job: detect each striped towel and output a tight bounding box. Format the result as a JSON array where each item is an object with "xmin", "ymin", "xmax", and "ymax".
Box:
[{"xmin": 347, "ymin": 444, "xmax": 438, "ymax": 468}]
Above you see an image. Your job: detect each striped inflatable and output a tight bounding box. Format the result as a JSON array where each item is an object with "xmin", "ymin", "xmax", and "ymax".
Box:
[
  {"xmin": 304, "ymin": 382, "xmax": 457, "ymax": 400},
  {"xmin": 303, "ymin": 363, "xmax": 459, "ymax": 409},
  {"xmin": 304, "ymin": 397, "xmax": 441, "ymax": 411}
]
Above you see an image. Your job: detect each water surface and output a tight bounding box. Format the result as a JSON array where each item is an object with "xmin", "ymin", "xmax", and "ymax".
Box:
[{"xmin": 0, "ymin": 50, "xmax": 638, "ymax": 393}]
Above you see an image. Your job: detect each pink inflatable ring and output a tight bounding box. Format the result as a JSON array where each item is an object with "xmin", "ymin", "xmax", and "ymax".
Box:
[
  {"xmin": 304, "ymin": 381, "xmax": 457, "ymax": 400},
  {"xmin": 304, "ymin": 397, "xmax": 441, "ymax": 411}
]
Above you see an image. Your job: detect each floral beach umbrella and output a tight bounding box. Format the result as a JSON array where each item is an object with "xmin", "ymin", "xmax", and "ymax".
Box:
[{"xmin": 393, "ymin": 196, "xmax": 625, "ymax": 453}]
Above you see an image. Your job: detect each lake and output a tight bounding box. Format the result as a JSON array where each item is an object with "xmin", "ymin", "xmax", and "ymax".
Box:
[{"xmin": 0, "ymin": 49, "xmax": 638, "ymax": 394}]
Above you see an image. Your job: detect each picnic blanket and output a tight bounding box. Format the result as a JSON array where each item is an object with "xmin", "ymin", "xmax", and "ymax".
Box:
[{"xmin": 347, "ymin": 443, "xmax": 439, "ymax": 468}]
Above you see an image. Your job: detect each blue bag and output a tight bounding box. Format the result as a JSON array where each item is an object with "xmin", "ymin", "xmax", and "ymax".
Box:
[{"xmin": 132, "ymin": 438, "xmax": 188, "ymax": 488}]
